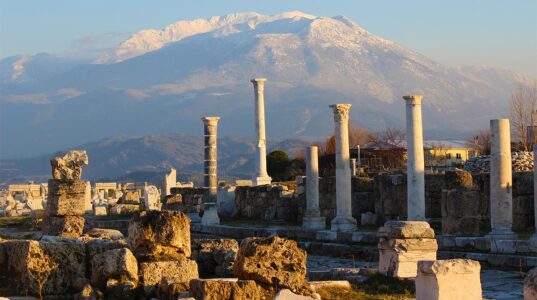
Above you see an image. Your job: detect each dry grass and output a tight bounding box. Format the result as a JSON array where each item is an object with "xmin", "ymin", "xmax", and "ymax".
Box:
[{"xmin": 317, "ymin": 274, "xmax": 414, "ymax": 300}]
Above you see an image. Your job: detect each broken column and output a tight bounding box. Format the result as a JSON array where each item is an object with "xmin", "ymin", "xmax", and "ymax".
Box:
[
  {"xmin": 330, "ymin": 104, "xmax": 357, "ymax": 232},
  {"xmin": 43, "ymin": 150, "xmax": 89, "ymax": 237},
  {"xmin": 377, "ymin": 221, "xmax": 438, "ymax": 278},
  {"xmin": 161, "ymin": 168, "xmax": 177, "ymax": 198},
  {"xmin": 416, "ymin": 259, "xmax": 482, "ymax": 300},
  {"xmin": 143, "ymin": 185, "xmax": 161, "ymax": 211},
  {"xmin": 350, "ymin": 158, "xmax": 357, "ymax": 176},
  {"xmin": 201, "ymin": 116, "xmax": 220, "ymax": 225},
  {"xmin": 251, "ymin": 78, "xmax": 272, "ymax": 186},
  {"xmin": 403, "ymin": 95, "xmax": 425, "ymax": 221},
  {"xmin": 303, "ymin": 146, "xmax": 326, "ymax": 230},
  {"xmin": 488, "ymin": 119, "xmax": 515, "ymax": 238},
  {"xmin": 533, "ymin": 145, "xmax": 537, "ymax": 240}
]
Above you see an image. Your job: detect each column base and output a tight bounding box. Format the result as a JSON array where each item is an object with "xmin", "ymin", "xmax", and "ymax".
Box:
[
  {"xmin": 201, "ymin": 203, "xmax": 220, "ymax": 225},
  {"xmin": 331, "ymin": 216, "xmax": 357, "ymax": 232},
  {"xmin": 486, "ymin": 229, "xmax": 516, "ymax": 240},
  {"xmin": 254, "ymin": 176, "xmax": 272, "ymax": 186},
  {"xmin": 303, "ymin": 216, "xmax": 326, "ymax": 231}
]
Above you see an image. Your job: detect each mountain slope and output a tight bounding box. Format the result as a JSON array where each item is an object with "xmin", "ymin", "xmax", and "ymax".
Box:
[{"xmin": 0, "ymin": 11, "xmax": 533, "ymax": 159}]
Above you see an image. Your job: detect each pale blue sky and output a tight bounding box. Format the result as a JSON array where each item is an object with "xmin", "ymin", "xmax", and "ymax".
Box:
[{"xmin": 1, "ymin": 0, "xmax": 536, "ymax": 77}]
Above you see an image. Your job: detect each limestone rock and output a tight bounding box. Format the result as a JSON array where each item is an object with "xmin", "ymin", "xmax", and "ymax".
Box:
[
  {"xmin": 85, "ymin": 228, "xmax": 124, "ymax": 240},
  {"xmin": 106, "ymin": 278, "xmax": 138, "ymax": 300},
  {"xmin": 50, "ymin": 150, "xmax": 89, "ymax": 181},
  {"xmin": 160, "ymin": 277, "xmax": 191, "ymax": 300},
  {"xmin": 416, "ymin": 259, "xmax": 482, "ymax": 300},
  {"xmin": 377, "ymin": 221, "xmax": 435, "ymax": 239},
  {"xmin": 233, "ymin": 236, "xmax": 310, "ymax": 294},
  {"xmin": 191, "ymin": 239, "xmax": 239, "ymax": 278},
  {"xmin": 525, "ymin": 268, "xmax": 537, "ymax": 300},
  {"xmin": 91, "ymin": 248, "xmax": 138, "ymax": 289},
  {"xmin": 85, "ymin": 238, "xmax": 127, "ymax": 265},
  {"xmin": 74, "ymin": 283, "xmax": 98, "ymax": 300},
  {"xmin": 3, "ymin": 237, "xmax": 85, "ymax": 296},
  {"xmin": 42, "ymin": 216, "xmax": 85, "ymax": 237},
  {"xmin": 444, "ymin": 170, "xmax": 473, "ymax": 189},
  {"xmin": 189, "ymin": 278, "xmax": 261, "ymax": 300},
  {"xmin": 127, "ymin": 211, "xmax": 191, "ymax": 261},
  {"xmin": 110, "ymin": 204, "xmax": 140, "ymax": 215},
  {"xmin": 46, "ymin": 179, "xmax": 87, "ymax": 216},
  {"xmin": 272, "ymin": 289, "xmax": 320, "ymax": 300},
  {"xmin": 139, "ymin": 259, "xmax": 199, "ymax": 295},
  {"xmin": 162, "ymin": 194, "xmax": 183, "ymax": 211}
]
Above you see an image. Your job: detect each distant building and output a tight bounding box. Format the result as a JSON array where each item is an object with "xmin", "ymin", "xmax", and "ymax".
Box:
[
  {"xmin": 424, "ymin": 140, "xmax": 479, "ymax": 167},
  {"xmin": 360, "ymin": 142, "xmax": 406, "ymax": 171}
]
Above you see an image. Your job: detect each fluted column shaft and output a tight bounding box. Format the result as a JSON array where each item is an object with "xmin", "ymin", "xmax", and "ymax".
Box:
[{"xmin": 202, "ymin": 117, "xmax": 220, "ymax": 203}]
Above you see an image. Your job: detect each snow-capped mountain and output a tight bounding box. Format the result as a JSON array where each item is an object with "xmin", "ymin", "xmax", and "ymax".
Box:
[{"xmin": 0, "ymin": 11, "xmax": 534, "ymax": 159}]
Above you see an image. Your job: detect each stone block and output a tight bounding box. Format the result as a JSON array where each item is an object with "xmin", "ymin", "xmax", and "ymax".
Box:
[
  {"xmin": 50, "ymin": 150, "xmax": 88, "ymax": 181},
  {"xmin": 303, "ymin": 216, "xmax": 326, "ymax": 231},
  {"xmin": 444, "ymin": 170, "xmax": 473, "ymax": 189},
  {"xmin": 377, "ymin": 221, "xmax": 435, "ymax": 239},
  {"xmin": 525, "ymin": 268, "xmax": 537, "ymax": 300},
  {"xmin": 139, "ymin": 259, "xmax": 198, "ymax": 295},
  {"xmin": 3, "ymin": 237, "xmax": 86, "ymax": 296},
  {"xmin": 233, "ymin": 236, "xmax": 312, "ymax": 295},
  {"xmin": 105, "ymin": 279, "xmax": 138, "ymax": 300},
  {"xmin": 272, "ymin": 289, "xmax": 319, "ymax": 300},
  {"xmin": 93, "ymin": 206, "xmax": 107, "ymax": 216},
  {"xmin": 85, "ymin": 228, "xmax": 124, "ymax": 240},
  {"xmin": 360, "ymin": 212, "xmax": 377, "ymax": 226},
  {"xmin": 91, "ymin": 248, "xmax": 138, "ymax": 289},
  {"xmin": 127, "ymin": 211, "xmax": 191, "ymax": 261},
  {"xmin": 110, "ymin": 204, "xmax": 139, "ymax": 215},
  {"xmin": 191, "ymin": 239, "xmax": 238, "ymax": 278},
  {"xmin": 42, "ymin": 216, "xmax": 85, "ymax": 238},
  {"xmin": 189, "ymin": 278, "xmax": 261, "ymax": 300},
  {"xmin": 201, "ymin": 203, "xmax": 219, "ymax": 225},
  {"xmin": 416, "ymin": 259, "xmax": 482, "ymax": 300},
  {"xmin": 85, "ymin": 238, "xmax": 127, "ymax": 264},
  {"xmin": 47, "ymin": 179, "xmax": 87, "ymax": 216}
]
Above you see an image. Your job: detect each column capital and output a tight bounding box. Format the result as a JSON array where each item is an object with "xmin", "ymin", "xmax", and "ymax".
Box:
[
  {"xmin": 403, "ymin": 95, "xmax": 423, "ymax": 105},
  {"xmin": 201, "ymin": 116, "xmax": 220, "ymax": 126},
  {"xmin": 330, "ymin": 104, "xmax": 352, "ymax": 122}
]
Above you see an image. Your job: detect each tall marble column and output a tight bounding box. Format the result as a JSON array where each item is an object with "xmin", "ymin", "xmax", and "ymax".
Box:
[
  {"xmin": 251, "ymin": 78, "xmax": 272, "ymax": 186},
  {"xmin": 201, "ymin": 116, "xmax": 220, "ymax": 225},
  {"xmin": 303, "ymin": 146, "xmax": 326, "ymax": 230},
  {"xmin": 330, "ymin": 104, "xmax": 357, "ymax": 232},
  {"xmin": 488, "ymin": 119, "xmax": 515, "ymax": 238},
  {"xmin": 350, "ymin": 158, "xmax": 357, "ymax": 177},
  {"xmin": 403, "ymin": 95, "xmax": 425, "ymax": 221},
  {"xmin": 531, "ymin": 144, "xmax": 537, "ymax": 241}
]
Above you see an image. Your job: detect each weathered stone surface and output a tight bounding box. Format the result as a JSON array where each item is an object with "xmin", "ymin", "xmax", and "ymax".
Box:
[
  {"xmin": 85, "ymin": 228, "xmax": 124, "ymax": 240},
  {"xmin": 189, "ymin": 278, "xmax": 261, "ymax": 300},
  {"xmin": 74, "ymin": 283, "xmax": 99, "ymax": 300},
  {"xmin": 110, "ymin": 204, "xmax": 139, "ymax": 215},
  {"xmin": 85, "ymin": 238, "xmax": 127, "ymax": 265},
  {"xmin": 128, "ymin": 211, "xmax": 191, "ymax": 261},
  {"xmin": 139, "ymin": 259, "xmax": 198, "ymax": 295},
  {"xmin": 525, "ymin": 268, "xmax": 537, "ymax": 300},
  {"xmin": 47, "ymin": 179, "xmax": 87, "ymax": 216},
  {"xmin": 191, "ymin": 239, "xmax": 238, "ymax": 278},
  {"xmin": 233, "ymin": 236, "xmax": 310, "ymax": 294},
  {"xmin": 50, "ymin": 150, "xmax": 89, "ymax": 181},
  {"xmin": 273, "ymin": 289, "xmax": 320, "ymax": 300},
  {"xmin": 121, "ymin": 191, "xmax": 141, "ymax": 204},
  {"xmin": 160, "ymin": 277, "xmax": 191, "ymax": 300},
  {"xmin": 93, "ymin": 206, "xmax": 107, "ymax": 216},
  {"xmin": 377, "ymin": 221, "xmax": 435, "ymax": 239},
  {"xmin": 416, "ymin": 259, "xmax": 482, "ymax": 300},
  {"xmin": 105, "ymin": 278, "xmax": 138, "ymax": 300},
  {"xmin": 3, "ymin": 237, "xmax": 85, "ymax": 296},
  {"xmin": 42, "ymin": 216, "xmax": 85, "ymax": 237},
  {"xmin": 444, "ymin": 170, "xmax": 473, "ymax": 189},
  {"xmin": 378, "ymin": 221, "xmax": 438, "ymax": 278},
  {"xmin": 91, "ymin": 248, "xmax": 138, "ymax": 289},
  {"xmin": 162, "ymin": 194, "xmax": 183, "ymax": 211}
]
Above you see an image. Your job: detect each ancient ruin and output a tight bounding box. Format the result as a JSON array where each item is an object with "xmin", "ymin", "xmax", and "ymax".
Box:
[
  {"xmin": 201, "ymin": 117, "xmax": 220, "ymax": 225},
  {"xmin": 251, "ymin": 78, "xmax": 272, "ymax": 186},
  {"xmin": 302, "ymin": 146, "xmax": 326, "ymax": 230}
]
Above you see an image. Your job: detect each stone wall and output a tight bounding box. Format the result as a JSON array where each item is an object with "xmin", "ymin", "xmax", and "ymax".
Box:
[
  {"xmin": 170, "ymin": 187, "xmax": 205, "ymax": 213},
  {"xmin": 233, "ymin": 185, "xmax": 297, "ymax": 222}
]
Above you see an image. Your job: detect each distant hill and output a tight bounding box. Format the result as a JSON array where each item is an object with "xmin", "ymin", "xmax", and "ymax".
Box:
[
  {"xmin": 0, "ymin": 133, "xmax": 310, "ymax": 186},
  {"xmin": 0, "ymin": 11, "xmax": 534, "ymax": 159}
]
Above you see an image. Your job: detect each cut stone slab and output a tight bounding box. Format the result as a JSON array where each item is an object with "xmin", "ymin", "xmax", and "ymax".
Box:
[
  {"xmin": 85, "ymin": 228, "xmax": 124, "ymax": 240},
  {"xmin": 46, "ymin": 179, "xmax": 87, "ymax": 216},
  {"xmin": 416, "ymin": 259, "xmax": 482, "ymax": 300},
  {"xmin": 42, "ymin": 215, "xmax": 85, "ymax": 237},
  {"xmin": 309, "ymin": 280, "xmax": 351, "ymax": 292},
  {"xmin": 377, "ymin": 221, "xmax": 435, "ymax": 239},
  {"xmin": 525, "ymin": 268, "xmax": 537, "ymax": 300},
  {"xmin": 272, "ymin": 289, "xmax": 320, "ymax": 300},
  {"xmin": 189, "ymin": 278, "xmax": 261, "ymax": 300},
  {"xmin": 233, "ymin": 236, "xmax": 311, "ymax": 294},
  {"xmin": 139, "ymin": 259, "xmax": 198, "ymax": 295},
  {"xmin": 127, "ymin": 211, "xmax": 191, "ymax": 261},
  {"xmin": 90, "ymin": 248, "xmax": 138, "ymax": 289},
  {"xmin": 50, "ymin": 150, "xmax": 88, "ymax": 181}
]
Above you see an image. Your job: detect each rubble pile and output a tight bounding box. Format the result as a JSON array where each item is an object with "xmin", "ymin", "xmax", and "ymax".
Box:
[{"xmin": 463, "ymin": 151, "xmax": 534, "ymax": 173}]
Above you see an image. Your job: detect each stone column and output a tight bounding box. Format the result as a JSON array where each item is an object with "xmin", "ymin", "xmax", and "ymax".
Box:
[
  {"xmin": 350, "ymin": 158, "xmax": 357, "ymax": 176},
  {"xmin": 533, "ymin": 144, "xmax": 537, "ymax": 240},
  {"xmin": 251, "ymin": 78, "xmax": 272, "ymax": 186},
  {"xmin": 201, "ymin": 117, "xmax": 220, "ymax": 225},
  {"xmin": 403, "ymin": 95, "xmax": 425, "ymax": 221},
  {"xmin": 488, "ymin": 119, "xmax": 515, "ymax": 238},
  {"xmin": 303, "ymin": 146, "xmax": 326, "ymax": 230},
  {"xmin": 330, "ymin": 104, "xmax": 357, "ymax": 232}
]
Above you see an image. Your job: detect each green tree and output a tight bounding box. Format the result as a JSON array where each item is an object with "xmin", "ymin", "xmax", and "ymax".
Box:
[{"xmin": 267, "ymin": 150, "xmax": 290, "ymax": 181}]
